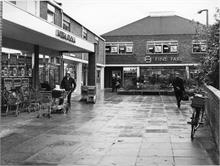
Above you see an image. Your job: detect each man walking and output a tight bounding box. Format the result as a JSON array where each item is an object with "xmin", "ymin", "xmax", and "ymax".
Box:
[
  {"xmin": 61, "ymin": 71, "xmax": 76, "ymax": 105},
  {"xmin": 172, "ymin": 72, "xmax": 185, "ymax": 109}
]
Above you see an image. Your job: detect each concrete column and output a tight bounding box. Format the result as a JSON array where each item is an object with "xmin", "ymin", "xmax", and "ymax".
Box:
[
  {"xmin": 185, "ymin": 66, "xmax": 190, "ymax": 79},
  {"xmin": 137, "ymin": 66, "xmax": 140, "ymax": 78},
  {"xmin": 88, "ymin": 44, "xmax": 97, "ymax": 86},
  {"xmin": 75, "ymin": 63, "xmax": 82, "ymax": 94},
  {"xmin": 100, "ymin": 67, "xmax": 105, "ymax": 89},
  {"xmin": 33, "ymin": 45, "xmax": 39, "ymax": 90},
  {"xmin": 60, "ymin": 52, "xmax": 64, "ymax": 83}
]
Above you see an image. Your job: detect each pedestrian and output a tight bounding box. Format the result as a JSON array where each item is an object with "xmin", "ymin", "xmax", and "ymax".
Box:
[
  {"xmin": 61, "ymin": 71, "xmax": 76, "ymax": 105},
  {"xmin": 172, "ymin": 72, "xmax": 185, "ymax": 109},
  {"xmin": 112, "ymin": 74, "xmax": 117, "ymax": 92},
  {"xmin": 116, "ymin": 75, "xmax": 121, "ymax": 92}
]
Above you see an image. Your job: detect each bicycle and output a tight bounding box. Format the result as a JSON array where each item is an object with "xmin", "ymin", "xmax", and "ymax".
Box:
[{"xmin": 189, "ymin": 93, "xmax": 207, "ymax": 140}]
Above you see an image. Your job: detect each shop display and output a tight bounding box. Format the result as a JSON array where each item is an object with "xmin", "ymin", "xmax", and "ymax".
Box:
[{"xmin": 1, "ymin": 51, "xmax": 32, "ymax": 91}]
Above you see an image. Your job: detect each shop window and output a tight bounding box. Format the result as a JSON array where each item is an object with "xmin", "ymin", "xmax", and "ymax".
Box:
[
  {"xmin": 105, "ymin": 42, "xmax": 133, "ymax": 54},
  {"xmin": 147, "ymin": 41, "xmax": 178, "ymax": 54},
  {"xmin": 63, "ymin": 15, "xmax": 71, "ymax": 32},
  {"xmin": 192, "ymin": 40, "xmax": 206, "ymax": 53},
  {"xmin": 82, "ymin": 27, "xmax": 87, "ymax": 40},
  {"xmin": 47, "ymin": 3, "xmax": 55, "ymax": 23}
]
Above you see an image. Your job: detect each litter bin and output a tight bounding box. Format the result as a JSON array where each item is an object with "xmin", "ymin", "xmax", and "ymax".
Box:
[{"xmin": 87, "ymin": 86, "xmax": 96, "ymax": 104}]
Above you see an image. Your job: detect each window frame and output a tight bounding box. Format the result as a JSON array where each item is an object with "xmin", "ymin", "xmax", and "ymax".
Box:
[
  {"xmin": 146, "ymin": 40, "xmax": 178, "ymax": 54},
  {"xmin": 105, "ymin": 42, "xmax": 134, "ymax": 55},
  {"xmin": 192, "ymin": 40, "xmax": 207, "ymax": 54}
]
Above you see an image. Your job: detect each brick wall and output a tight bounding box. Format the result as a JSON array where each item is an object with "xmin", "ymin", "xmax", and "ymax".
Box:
[
  {"xmin": 204, "ymin": 85, "xmax": 220, "ymax": 153},
  {"xmin": 103, "ymin": 34, "xmax": 204, "ymax": 65}
]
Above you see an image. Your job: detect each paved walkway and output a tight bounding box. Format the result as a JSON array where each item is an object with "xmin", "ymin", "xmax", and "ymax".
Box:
[{"xmin": 1, "ymin": 90, "xmax": 219, "ymax": 166}]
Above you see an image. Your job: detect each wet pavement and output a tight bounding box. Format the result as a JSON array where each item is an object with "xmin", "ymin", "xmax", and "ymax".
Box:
[{"xmin": 1, "ymin": 90, "xmax": 219, "ymax": 166}]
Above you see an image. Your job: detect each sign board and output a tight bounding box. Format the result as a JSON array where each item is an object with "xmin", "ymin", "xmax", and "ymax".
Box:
[{"xmin": 56, "ymin": 30, "xmax": 75, "ymax": 43}]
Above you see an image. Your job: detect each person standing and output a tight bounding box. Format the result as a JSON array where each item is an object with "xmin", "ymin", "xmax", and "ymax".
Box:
[
  {"xmin": 112, "ymin": 74, "xmax": 117, "ymax": 92},
  {"xmin": 116, "ymin": 75, "xmax": 121, "ymax": 92},
  {"xmin": 61, "ymin": 71, "xmax": 76, "ymax": 105},
  {"xmin": 172, "ymin": 72, "xmax": 185, "ymax": 109}
]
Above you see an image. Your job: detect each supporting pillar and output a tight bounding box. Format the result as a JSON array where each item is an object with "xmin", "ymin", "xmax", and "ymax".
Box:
[
  {"xmin": 33, "ymin": 45, "xmax": 39, "ymax": 90},
  {"xmin": 137, "ymin": 66, "xmax": 140, "ymax": 78},
  {"xmin": 100, "ymin": 67, "xmax": 105, "ymax": 90},
  {"xmin": 88, "ymin": 44, "xmax": 97, "ymax": 86},
  {"xmin": 60, "ymin": 52, "xmax": 64, "ymax": 83},
  {"xmin": 185, "ymin": 66, "xmax": 190, "ymax": 79},
  {"xmin": 76, "ymin": 63, "xmax": 82, "ymax": 94}
]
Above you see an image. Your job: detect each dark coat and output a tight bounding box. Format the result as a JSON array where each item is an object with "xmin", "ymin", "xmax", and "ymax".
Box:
[
  {"xmin": 172, "ymin": 77, "xmax": 185, "ymax": 92},
  {"xmin": 61, "ymin": 76, "xmax": 76, "ymax": 91}
]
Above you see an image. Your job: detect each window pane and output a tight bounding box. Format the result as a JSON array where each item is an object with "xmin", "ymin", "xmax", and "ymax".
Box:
[
  {"xmin": 193, "ymin": 44, "xmax": 200, "ymax": 52},
  {"xmin": 155, "ymin": 45, "xmax": 162, "ymax": 53},
  {"xmin": 105, "ymin": 46, "xmax": 111, "ymax": 53},
  {"xmin": 63, "ymin": 20, "xmax": 70, "ymax": 31},
  {"xmin": 148, "ymin": 45, "xmax": 154, "ymax": 53},
  {"xmin": 163, "ymin": 44, "xmax": 170, "ymax": 53},
  {"xmin": 119, "ymin": 45, "xmax": 126, "ymax": 53},
  {"xmin": 170, "ymin": 45, "xmax": 177, "ymax": 53},
  {"xmin": 111, "ymin": 46, "xmax": 118, "ymax": 53},
  {"xmin": 47, "ymin": 12, "xmax": 54, "ymax": 23},
  {"xmin": 126, "ymin": 45, "xmax": 133, "ymax": 53},
  {"xmin": 200, "ymin": 44, "xmax": 206, "ymax": 52}
]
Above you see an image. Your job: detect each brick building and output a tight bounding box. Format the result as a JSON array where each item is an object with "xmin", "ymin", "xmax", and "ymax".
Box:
[
  {"xmin": 102, "ymin": 15, "xmax": 206, "ymax": 89},
  {"xmin": 2, "ymin": 0, "xmax": 105, "ymax": 95}
]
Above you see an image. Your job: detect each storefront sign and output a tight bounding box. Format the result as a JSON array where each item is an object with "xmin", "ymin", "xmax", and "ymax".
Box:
[
  {"xmin": 145, "ymin": 56, "xmax": 182, "ymax": 63},
  {"xmin": 56, "ymin": 30, "xmax": 75, "ymax": 43}
]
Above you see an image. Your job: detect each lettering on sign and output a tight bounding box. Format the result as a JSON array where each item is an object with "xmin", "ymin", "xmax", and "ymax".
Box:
[
  {"xmin": 56, "ymin": 30, "xmax": 75, "ymax": 43},
  {"xmin": 145, "ymin": 56, "xmax": 182, "ymax": 63}
]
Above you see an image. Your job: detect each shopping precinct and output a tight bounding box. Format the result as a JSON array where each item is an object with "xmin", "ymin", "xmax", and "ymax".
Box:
[
  {"xmin": 1, "ymin": 0, "xmax": 207, "ymax": 97},
  {"xmin": 1, "ymin": 0, "xmax": 105, "ymax": 95},
  {"xmin": 102, "ymin": 15, "xmax": 206, "ymax": 90}
]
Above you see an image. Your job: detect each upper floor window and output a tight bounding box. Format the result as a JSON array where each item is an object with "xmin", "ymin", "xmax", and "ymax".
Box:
[
  {"xmin": 82, "ymin": 27, "xmax": 87, "ymax": 40},
  {"xmin": 47, "ymin": 3, "xmax": 55, "ymax": 23},
  {"xmin": 63, "ymin": 15, "xmax": 71, "ymax": 32},
  {"xmin": 192, "ymin": 40, "xmax": 206, "ymax": 53},
  {"xmin": 147, "ymin": 41, "xmax": 178, "ymax": 54},
  {"xmin": 105, "ymin": 42, "xmax": 133, "ymax": 54}
]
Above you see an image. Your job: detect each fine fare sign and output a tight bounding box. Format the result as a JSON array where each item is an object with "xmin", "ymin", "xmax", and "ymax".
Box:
[
  {"xmin": 56, "ymin": 30, "xmax": 75, "ymax": 43},
  {"xmin": 145, "ymin": 55, "xmax": 182, "ymax": 63}
]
